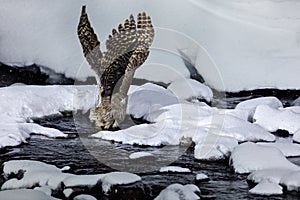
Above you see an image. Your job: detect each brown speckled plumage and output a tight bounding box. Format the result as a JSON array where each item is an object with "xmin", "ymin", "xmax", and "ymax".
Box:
[{"xmin": 77, "ymin": 6, "xmax": 154, "ymax": 129}]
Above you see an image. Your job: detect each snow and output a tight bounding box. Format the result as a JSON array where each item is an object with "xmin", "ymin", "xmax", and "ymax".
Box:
[
  {"xmin": 257, "ymin": 142, "xmax": 300, "ymax": 157},
  {"xmin": 33, "ymin": 186, "xmax": 52, "ymax": 196},
  {"xmin": 253, "ymin": 105, "xmax": 300, "ymax": 134},
  {"xmin": 1, "ymin": 1, "xmax": 300, "ymax": 91},
  {"xmin": 235, "ymin": 97, "xmax": 283, "ymax": 121},
  {"xmin": 229, "ymin": 142, "xmax": 299, "ymax": 174},
  {"xmin": 249, "ymin": 180, "xmax": 283, "ymax": 196},
  {"xmin": 0, "ymin": 85, "xmax": 97, "ymax": 149},
  {"xmin": 293, "ymin": 129, "xmax": 300, "ymax": 143},
  {"xmin": 1, "ymin": 160, "xmax": 141, "ymax": 196},
  {"xmin": 63, "ymin": 188, "xmax": 73, "ymax": 198},
  {"xmin": 196, "ymin": 174, "xmax": 209, "ymax": 181},
  {"xmin": 154, "ymin": 184, "xmax": 200, "ymax": 200},
  {"xmin": 129, "ymin": 152, "xmax": 154, "ymax": 159},
  {"xmin": 293, "ymin": 97, "xmax": 300, "ymax": 106},
  {"xmin": 101, "ymin": 172, "xmax": 141, "ymax": 193},
  {"xmin": 159, "ymin": 166, "xmax": 191, "ymax": 173},
  {"xmin": 279, "ymin": 171, "xmax": 300, "ymax": 192},
  {"xmin": 0, "ymin": 189, "xmax": 60, "ymax": 200},
  {"xmin": 73, "ymin": 194, "xmax": 97, "ymax": 200},
  {"xmin": 194, "ymin": 133, "xmax": 238, "ymax": 160},
  {"xmin": 167, "ymin": 78, "xmax": 213, "ymax": 102}
]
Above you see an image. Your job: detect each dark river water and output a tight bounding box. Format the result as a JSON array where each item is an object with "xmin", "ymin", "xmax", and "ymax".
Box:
[{"xmin": 0, "ymin": 90, "xmax": 300, "ymax": 200}]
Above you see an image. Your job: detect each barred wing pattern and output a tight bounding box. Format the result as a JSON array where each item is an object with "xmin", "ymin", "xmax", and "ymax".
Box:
[{"xmin": 77, "ymin": 6, "xmax": 154, "ymax": 129}]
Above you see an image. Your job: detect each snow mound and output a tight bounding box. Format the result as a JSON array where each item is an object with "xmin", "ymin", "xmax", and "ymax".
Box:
[
  {"xmin": 230, "ymin": 142, "xmax": 299, "ymax": 174},
  {"xmin": 154, "ymin": 183, "xmax": 200, "ymax": 200},
  {"xmin": 159, "ymin": 166, "xmax": 191, "ymax": 173},
  {"xmin": 0, "ymin": 189, "xmax": 59, "ymax": 200},
  {"xmin": 0, "ymin": 85, "xmax": 97, "ymax": 149},
  {"xmin": 196, "ymin": 174, "xmax": 209, "ymax": 181},
  {"xmin": 293, "ymin": 97, "xmax": 300, "ymax": 106},
  {"xmin": 129, "ymin": 152, "xmax": 154, "ymax": 159},
  {"xmin": 235, "ymin": 97, "xmax": 283, "ymax": 121},
  {"xmin": 73, "ymin": 194, "xmax": 97, "ymax": 200},
  {"xmin": 249, "ymin": 180, "xmax": 283, "ymax": 196},
  {"xmin": 248, "ymin": 168, "xmax": 296, "ymax": 185},
  {"xmin": 253, "ymin": 105, "xmax": 300, "ymax": 134},
  {"xmin": 167, "ymin": 78, "xmax": 213, "ymax": 102},
  {"xmin": 257, "ymin": 142, "xmax": 300, "ymax": 157},
  {"xmin": 194, "ymin": 133, "xmax": 238, "ymax": 160},
  {"xmin": 293, "ymin": 129, "xmax": 300, "ymax": 143}
]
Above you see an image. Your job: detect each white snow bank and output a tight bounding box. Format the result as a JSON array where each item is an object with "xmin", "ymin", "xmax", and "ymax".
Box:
[
  {"xmin": 293, "ymin": 98, "xmax": 300, "ymax": 106},
  {"xmin": 230, "ymin": 142, "xmax": 299, "ymax": 174},
  {"xmin": 249, "ymin": 180, "xmax": 283, "ymax": 196},
  {"xmin": 279, "ymin": 171, "xmax": 300, "ymax": 192},
  {"xmin": 159, "ymin": 166, "xmax": 191, "ymax": 173},
  {"xmin": 154, "ymin": 184, "xmax": 200, "ymax": 200},
  {"xmin": 248, "ymin": 168, "xmax": 296, "ymax": 185},
  {"xmin": 235, "ymin": 97, "xmax": 283, "ymax": 121},
  {"xmin": 0, "ymin": 189, "xmax": 60, "ymax": 200},
  {"xmin": 129, "ymin": 152, "xmax": 154, "ymax": 159},
  {"xmin": 1, "ymin": 160, "xmax": 141, "ymax": 195},
  {"xmin": 257, "ymin": 142, "xmax": 300, "ymax": 157},
  {"xmin": 167, "ymin": 78, "xmax": 213, "ymax": 102},
  {"xmin": 0, "ymin": 85, "xmax": 97, "ymax": 148},
  {"xmin": 73, "ymin": 194, "xmax": 97, "ymax": 200},
  {"xmin": 253, "ymin": 105, "xmax": 300, "ymax": 134},
  {"xmin": 1, "ymin": 0, "xmax": 300, "ymax": 91}
]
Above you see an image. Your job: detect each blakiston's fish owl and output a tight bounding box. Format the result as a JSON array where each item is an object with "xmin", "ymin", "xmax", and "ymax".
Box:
[{"xmin": 77, "ymin": 6, "xmax": 154, "ymax": 129}]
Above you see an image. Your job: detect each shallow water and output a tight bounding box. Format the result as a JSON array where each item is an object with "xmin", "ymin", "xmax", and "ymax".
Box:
[{"xmin": 1, "ymin": 93, "xmax": 300, "ymax": 199}]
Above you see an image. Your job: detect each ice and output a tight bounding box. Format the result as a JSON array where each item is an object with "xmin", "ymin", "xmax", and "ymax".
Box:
[
  {"xmin": 159, "ymin": 166, "xmax": 191, "ymax": 173},
  {"xmin": 1, "ymin": 1, "xmax": 300, "ymax": 91},
  {"xmin": 253, "ymin": 105, "xmax": 300, "ymax": 134},
  {"xmin": 154, "ymin": 183, "xmax": 200, "ymax": 200},
  {"xmin": 257, "ymin": 142, "xmax": 300, "ymax": 157},
  {"xmin": 230, "ymin": 142, "xmax": 299, "ymax": 174},
  {"xmin": 0, "ymin": 189, "xmax": 60, "ymax": 200},
  {"xmin": 129, "ymin": 152, "xmax": 154, "ymax": 159},
  {"xmin": 249, "ymin": 180, "xmax": 283, "ymax": 195},
  {"xmin": 73, "ymin": 194, "xmax": 97, "ymax": 200},
  {"xmin": 235, "ymin": 97, "xmax": 283, "ymax": 121},
  {"xmin": 167, "ymin": 78, "xmax": 213, "ymax": 102}
]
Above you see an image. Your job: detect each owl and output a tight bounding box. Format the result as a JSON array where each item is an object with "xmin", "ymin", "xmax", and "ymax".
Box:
[{"xmin": 77, "ymin": 6, "xmax": 154, "ymax": 129}]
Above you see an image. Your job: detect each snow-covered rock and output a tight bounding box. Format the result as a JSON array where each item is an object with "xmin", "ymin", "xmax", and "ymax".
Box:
[
  {"xmin": 230, "ymin": 142, "xmax": 299, "ymax": 174},
  {"xmin": 249, "ymin": 180, "xmax": 283, "ymax": 196},
  {"xmin": 0, "ymin": 189, "xmax": 60, "ymax": 200},
  {"xmin": 292, "ymin": 97, "xmax": 300, "ymax": 106},
  {"xmin": 154, "ymin": 184, "xmax": 200, "ymax": 200},
  {"xmin": 167, "ymin": 78, "xmax": 213, "ymax": 102},
  {"xmin": 253, "ymin": 105, "xmax": 300, "ymax": 134},
  {"xmin": 194, "ymin": 133, "xmax": 238, "ymax": 160},
  {"xmin": 279, "ymin": 171, "xmax": 300, "ymax": 192},
  {"xmin": 159, "ymin": 166, "xmax": 191, "ymax": 173},
  {"xmin": 257, "ymin": 142, "xmax": 300, "ymax": 157},
  {"xmin": 73, "ymin": 194, "xmax": 97, "ymax": 200},
  {"xmin": 1, "ymin": 1, "xmax": 300, "ymax": 91},
  {"xmin": 129, "ymin": 152, "xmax": 154, "ymax": 159},
  {"xmin": 235, "ymin": 97, "xmax": 283, "ymax": 121}
]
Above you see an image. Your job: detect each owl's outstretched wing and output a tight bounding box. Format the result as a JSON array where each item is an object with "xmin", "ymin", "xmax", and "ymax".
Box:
[{"xmin": 77, "ymin": 6, "xmax": 103, "ymax": 76}]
